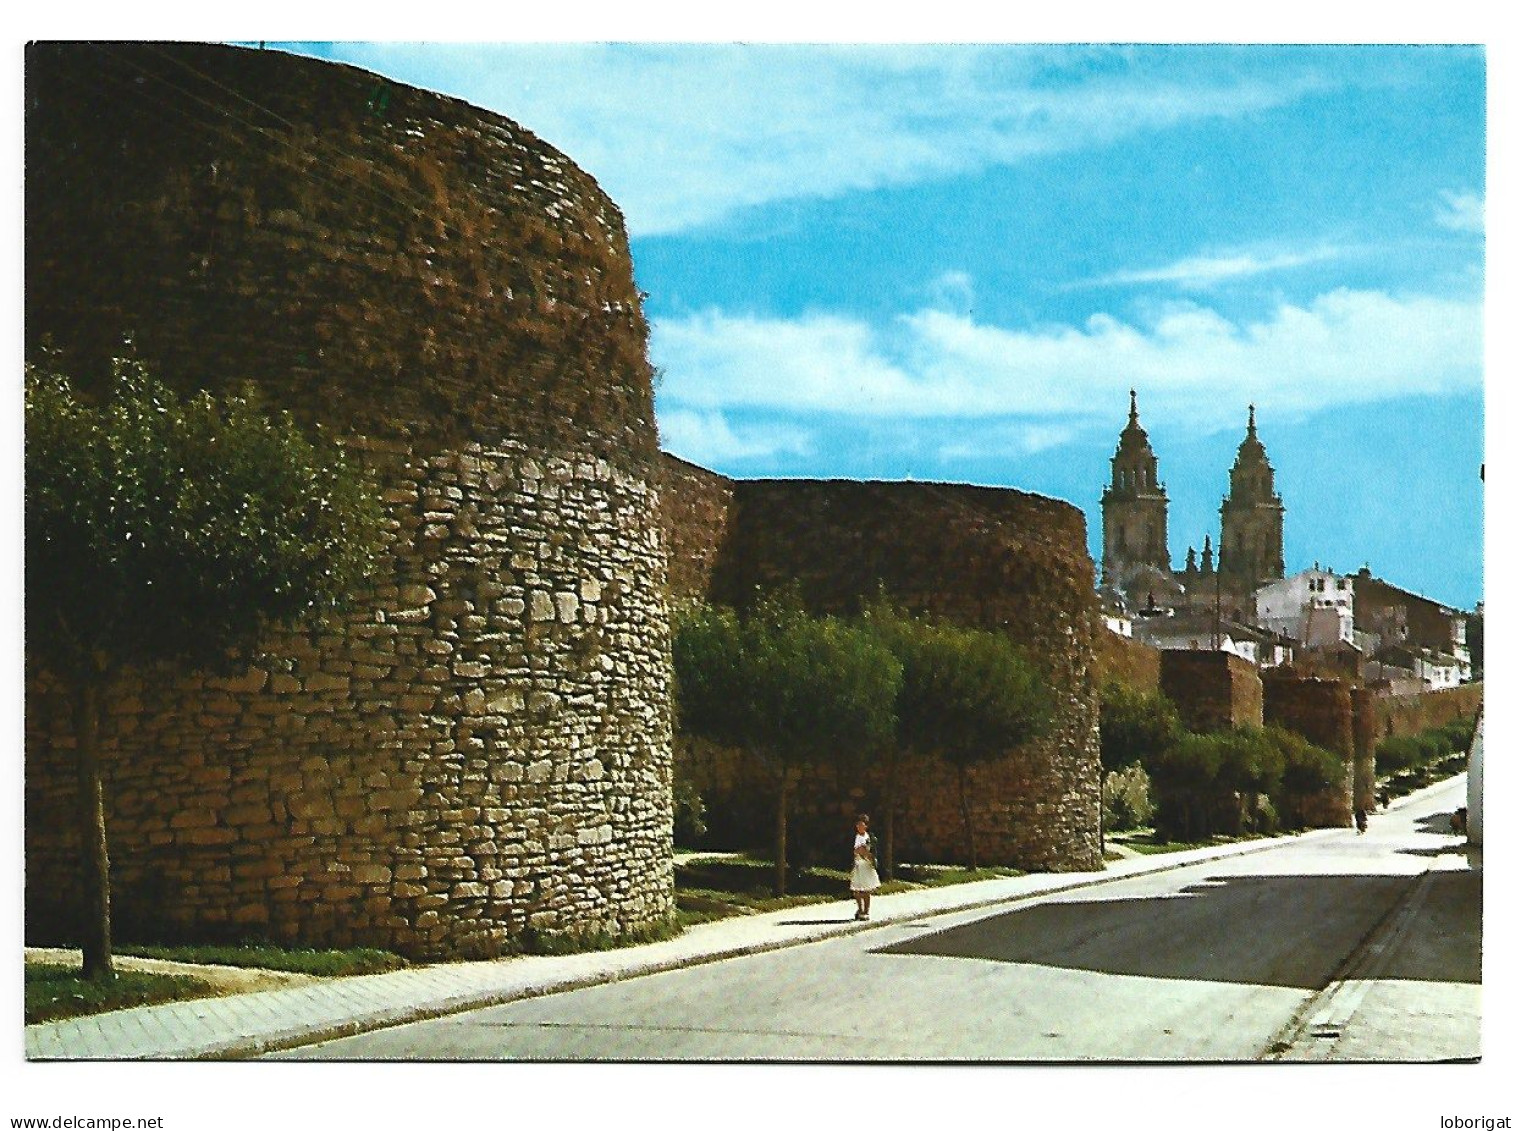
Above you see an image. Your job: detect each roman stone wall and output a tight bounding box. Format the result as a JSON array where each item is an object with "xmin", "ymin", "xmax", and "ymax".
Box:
[
  {"xmin": 1371, "ymin": 683, "xmax": 1484, "ymax": 741},
  {"xmin": 661, "ymin": 470, "xmax": 1104, "ymax": 872},
  {"xmin": 1159, "ymin": 650, "xmax": 1263, "ymax": 732},
  {"xmin": 24, "ymin": 43, "xmax": 674, "ymax": 958},
  {"xmin": 1093, "ymin": 631, "xmax": 1162, "ymax": 692},
  {"xmin": 1262, "ymin": 674, "xmax": 1354, "ymax": 828},
  {"xmin": 659, "ymin": 454, "xmax": 736, "ymax": 609}
]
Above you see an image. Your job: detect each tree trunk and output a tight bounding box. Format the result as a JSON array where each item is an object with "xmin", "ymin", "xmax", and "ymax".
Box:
[
  {"xmin": 957, "ymin": 766, "xmax": 978, "ymax": 871},
  {"xmin": 70, "ymin": 675, "xmax": 113, "ymax": 981},
  {"xmin": 773, "ymin": 773, "xmax": 791, "ymax": 897},
  {"xmin": 881, "ymin": 770, "xmax": 898, "ymax": 882}
]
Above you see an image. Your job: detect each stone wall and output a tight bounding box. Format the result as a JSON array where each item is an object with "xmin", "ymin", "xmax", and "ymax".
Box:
[
  {"xmin": 1158, "ymin": 650, "xmax": 1263, "ymax": 732},
  {"xmin": 1262, "ymin": 673, "xmax": 1354, "ymax": 828},
  {"xmin": 661, "ymin": 467, "xmax": 1104, "ymax": 872},
  {"xmin": 1372, "ymin": 683, "xmax": 1484, "ymax": 740},
  {"xmin": 24, "ymin": 43, "xmax": 674, "ymax": 959},
  {"xmin": 1093, "ymin": 630, "xmax": 1162, "ymax": 692},
  {"xmin": 659, "ymin": 454, "xmax": 736, "ymax": 609}
]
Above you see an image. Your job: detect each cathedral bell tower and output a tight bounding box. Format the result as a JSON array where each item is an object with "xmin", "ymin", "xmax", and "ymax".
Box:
[
  {"xmin": 1218, "ymin": 404, "xmax": 1285, "ymax": 585},
  {"xmin": 1101, "ymin": 390, "xmax": 1171, "ymax": 583}
]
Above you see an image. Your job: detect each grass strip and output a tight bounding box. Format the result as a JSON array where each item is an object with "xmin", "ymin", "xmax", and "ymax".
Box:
[
  {"xmin": 115, "ymin": 944, "xmax": 406, "ymax": 977},
  {"xmin": 26, "ymin": 964, "xmax": 216, "ymax": 1025}
]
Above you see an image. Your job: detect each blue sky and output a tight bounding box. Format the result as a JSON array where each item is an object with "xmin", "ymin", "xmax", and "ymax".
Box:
[{"xmin": 279, "ymin": 42, "xmax": 1485, "ymax": 609}]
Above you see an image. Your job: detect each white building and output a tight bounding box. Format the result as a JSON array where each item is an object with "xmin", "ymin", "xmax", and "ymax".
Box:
[
  {"xmin": 1364, "ymin": 646, "xmax": 1463, "ymax": 691},
  {"xmin": 1103, "ymin": 611, "xmax": 1134, "ymax": 638},
  {"xmin": 1255, "ymin": 566, "xmax": 1354, "ymax": 647},
  {"xmin": 1132, "ymin": 610, "xmax": 1293, "ymax": 668}
]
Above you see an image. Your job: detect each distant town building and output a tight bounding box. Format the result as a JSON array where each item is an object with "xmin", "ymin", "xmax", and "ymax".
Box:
[
  {"xmin": 1353, "ymin": 568, "xmax": 1471, "ymax": 684},
  {"xmin": 1364, "ymin": 646, "xmax": 1462, "ymax": 690},
  {"xmin": 1256, "ymin": 566, "xmax": 1355, "ymax": 648},
  {"xmin": 1131, "ymin": 609, "xmax": 1294, "ymax": 669}
]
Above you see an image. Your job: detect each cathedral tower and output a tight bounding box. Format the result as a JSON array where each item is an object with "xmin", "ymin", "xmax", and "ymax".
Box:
[
  {"xmin": 1101, "ymin": 390, "xmax": 1170, "ymax": 582},
  {"xmin": 1218, "ymin": 405, "xmax": 1285, "ymax": 585}
]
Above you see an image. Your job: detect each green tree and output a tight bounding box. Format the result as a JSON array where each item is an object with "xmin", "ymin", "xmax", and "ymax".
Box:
[
  {"xmin": 26, "ymin": 355, "xmax": 384, "ymax": 980},
  {"xmin": 1269, "ymin": 727, "xmax": 1346, "ymax": 829},
  {"xmin": 854, "ymin": 601, "xmax": 920, "ymax": 879},
  {"xmin": 870, "ymin": 608, "xmax": 1050, "ymax": 871},
  {"xmin": 1098, "ymin": 681, "xmax": 1181, "ymax": 774},
  {"xmin": 1214, "ymin": 728, "xmax": 1286, "ymax": 834},
  {"xmin": 1149, "ymin": 732, "xmax": 1226, "ymax": 841},
  {"xmin": 671, "ymin": 596, "xmax": 901, "ymax": 896}
]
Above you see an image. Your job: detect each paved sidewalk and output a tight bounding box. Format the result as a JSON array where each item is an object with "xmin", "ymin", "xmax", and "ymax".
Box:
[{"xmin": 26, "ymin": 825, "xmax": 1350, "ymax": 1061}]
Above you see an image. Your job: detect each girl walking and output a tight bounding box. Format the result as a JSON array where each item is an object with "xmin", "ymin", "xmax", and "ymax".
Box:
[{"xmin": 851, "ymin": 814, "xmax": 881, "ymax": 920}]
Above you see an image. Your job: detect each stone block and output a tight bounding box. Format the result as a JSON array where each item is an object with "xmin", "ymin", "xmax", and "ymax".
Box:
[{"xmin": 529, "ymin": 591, "xmax": 555, "ymax": 621}]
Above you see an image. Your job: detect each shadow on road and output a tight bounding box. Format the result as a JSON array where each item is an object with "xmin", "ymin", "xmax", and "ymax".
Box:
[
  {"xmin": 1414, "ymin": 812, "xmax": 1464, "ymax": 836},
  {"xmin": 872, "ymin": 869, "xmax": 1480, "ymax": 990},
  {"xmin": 1399, "ymin": 843, "xmax": 1481, "ymax": 863}
]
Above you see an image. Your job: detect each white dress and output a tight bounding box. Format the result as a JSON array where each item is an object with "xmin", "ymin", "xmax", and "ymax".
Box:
[{"xmin": 850, "ymin": 833, "xmax": 881, "ymax": 892}]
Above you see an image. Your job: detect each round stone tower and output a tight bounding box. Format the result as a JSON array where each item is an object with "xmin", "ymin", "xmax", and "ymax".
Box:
[{"xmin": 24, "ymin": 42, "xmax": 675, "ymax": 958}]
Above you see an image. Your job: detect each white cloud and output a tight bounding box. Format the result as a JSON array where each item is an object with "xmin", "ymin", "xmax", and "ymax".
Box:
[
  {"xmin": 1435, "ymin": 190, "xmax": 1484, "ymax": 234},
  {"xmin": 1082, "ymin": 243, "xmax": 1352, "ymax": 289},
  {"xmin": 659, "ymin": 408, "xmax": 813, "ymax": 465},
  {"xmin": 929, "ymin": 271, "xmax": 977, "ymax": 314},
  {"xmin": 655, "ymin": 310, "xmax": 937, "ymax": 414},
  {"xmin": 937, "ymin": 422, "xmax": 1078, "ymax": 461},
  {"xmin": 309, "ymin": 44, "xmax": 1333, "ymax": 236},
  {"xmin": 653, "ymin": 288, "xmax": 1482, "ymax": 433}
]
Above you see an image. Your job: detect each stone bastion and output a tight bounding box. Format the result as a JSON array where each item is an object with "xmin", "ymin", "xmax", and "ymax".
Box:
[
  {"xmin": 24, "ymin": 42, "xmax": 675, "ymax": 958},
  {"xmin": 660, "ymin": 456, "xmax": 1106, "ymax": 872}
]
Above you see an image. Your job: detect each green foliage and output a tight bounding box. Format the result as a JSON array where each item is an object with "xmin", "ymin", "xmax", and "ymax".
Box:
[
  {"xmin": 1436, "ymin": 715, "xmax": 1478, "ymax": 751},
  {"xmin": 1375, "ymin": 735, "xmax": 1425, "ymax": 775},
  {"xmin": 518, "ymin": 916, "xmax": 682, "ymax": 957},
  {"xmin": 1270, "ymin": 727, "xmax": 1345, "ymax": 803},
  {"xmin": 26, "ymin": 353, "xmax": 385, "ymax": 680},
  {"xmin": 1150, "ymin": 731, "xmax": 1227, "ymax": 840},
  {"xmin": 116, "ymin": 944, "xmax": 405, "ymax": 977},
  {"xmin": 1102, "ymin": 763, "xmax": 1154, "ymax": 832},
  {"xmin": 673, "ymin": 854, "xmax": 1022, "ymax": 924},
  {"xmin": 25, "ymin": 351, "xmax": 387, "ymax": 979},
  {"xmin": 860, "ymin": 600, "xmax": 1051, "ymax": 869},
  {"xmin": 1376, "ymin": 717, "xmax": 1473, "ymax": 778},
  {"xmin": 672, "ymin": 595, "xmax": 902, "ymax": 772},
  {"xmin": 25, "ymin": 964, "xmax": 215, "ymax": 1024},
  {"xmin": 1150, "ymin": 726, "xmax": 1342, "ymax": 839},
  {"xmin": 1099, "ymin": 681, "xmax": 1182, "ymax": 773},
  {"xmin": 862, "ymin": 601, "xmax": 1052, "ymax": 770}
]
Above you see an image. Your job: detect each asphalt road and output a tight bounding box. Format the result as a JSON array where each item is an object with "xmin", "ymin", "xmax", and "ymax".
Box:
[{"xmin": 277, "ymin": 777, "xmax": 1479, "ymax": 1062}]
